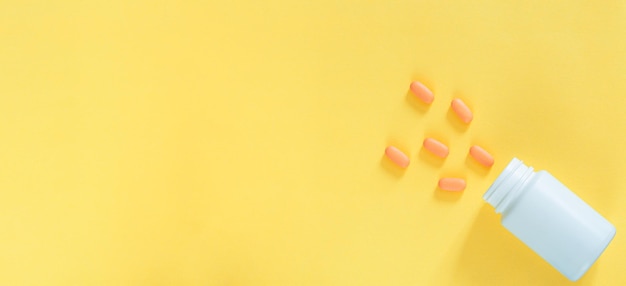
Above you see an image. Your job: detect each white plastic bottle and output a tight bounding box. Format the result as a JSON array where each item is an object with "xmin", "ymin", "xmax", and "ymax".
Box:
[{"xmin": 483, "ymin": 158, "xmax": 616, "ymax": 281}]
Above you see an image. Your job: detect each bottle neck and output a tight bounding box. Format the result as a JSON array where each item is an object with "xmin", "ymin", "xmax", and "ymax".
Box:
[{"xmin": 483, "ymin": 158, "xmax": 536, "ymax": 214}]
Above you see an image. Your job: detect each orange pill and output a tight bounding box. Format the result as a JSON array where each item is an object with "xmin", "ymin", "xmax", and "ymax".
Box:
[
  {"xmin": 423, "ymin": 138, "xmax": 449, "ymax": 158},
  {"xmin": 469, "ymin": 145, "xmax": 494, "ymax": 167},
  {"xmin": 409, "ymin": 81, "xmax": 434, "ymax": 104},
  {"xmin": 438, "ymin": 178, "xmax": 466, "ymax": 191},
  {"xmin": 451, "ymin": 98, "xmax": 473, "ymax": 123},
  {"xmin": 384, "ymin": 146, "xmax": 410, "ymax": 168}
]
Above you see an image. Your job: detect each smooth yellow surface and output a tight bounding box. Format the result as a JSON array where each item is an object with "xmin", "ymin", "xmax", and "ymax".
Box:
[{"xmin": 1, "ymin": 1, "xmax": 625, "ymax": 285}]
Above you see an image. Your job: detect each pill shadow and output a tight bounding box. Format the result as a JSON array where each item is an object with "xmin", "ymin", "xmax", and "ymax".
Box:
[
  {"xmin": 446, "ymin": 106, "xmax": 470, "ymax": 132},
  {"xmin": 405, "ymin": 90, "xmax": 430, "ymax": 114},
  {"xmin": 380, "ymin": 154, "xmax": 406, "ymax": 178},
  {"xmin": 433, "ymin": 186, "xmax": 463, "ymax": 202},
  {"xmin": 453, "ymin": 204, "xmax": 597, "ymax": 285},
  {"xmin": 465, "ymin": 153, "xmax": 491, "ymax": 177},
  {"xmin": 418, "ymin": 147, "xmax": 445, "ymax": 168}
]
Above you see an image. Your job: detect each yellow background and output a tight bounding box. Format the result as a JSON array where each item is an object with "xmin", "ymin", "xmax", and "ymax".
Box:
[{"xmin": 1, "ymin": 1, "xmax": 625, "ymax": 285}]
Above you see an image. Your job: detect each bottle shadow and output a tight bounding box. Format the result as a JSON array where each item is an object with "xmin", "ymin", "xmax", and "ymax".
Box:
[{"xmin": 453, "ymin": 204, "xmax": 598, "ymax": 285}]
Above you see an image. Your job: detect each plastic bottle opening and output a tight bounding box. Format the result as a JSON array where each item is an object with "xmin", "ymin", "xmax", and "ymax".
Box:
[{"xmin": 483, "ymin": 157, "xmax": 535, "ymax": 213}]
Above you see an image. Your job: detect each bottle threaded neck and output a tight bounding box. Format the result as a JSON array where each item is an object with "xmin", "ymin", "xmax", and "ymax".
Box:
[{"xmin": 483, "ymin": 158, "xmax": 535, "ymax": 213}]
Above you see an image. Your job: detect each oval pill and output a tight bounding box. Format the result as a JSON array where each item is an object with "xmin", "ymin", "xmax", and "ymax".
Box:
[
  {"xmin": 384, "ymin": 146, "xmax": 410, "ymax": 168},
  {"xmin": 438, "ymin": 178, "xmax": 466, "ymax": 191},
  {"xmin": 423, "ymin": 138, "xmax": 449, "ymax": 158},
  {"xmin": 451, "ymin": 98, "xmax": 473, "ymax": 123},
  {"xmin": 409, "ymin": 81, "xmax": 434, "ymax": 104},
  {"xmin": 470, "ymin": 145, "xmax": 494, "ymax": 167}
]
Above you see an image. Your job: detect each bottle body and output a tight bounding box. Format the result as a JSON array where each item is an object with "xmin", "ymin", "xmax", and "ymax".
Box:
[{"xmin": 484, "ymin": 158, "xmax": 616, "ymax": 281}]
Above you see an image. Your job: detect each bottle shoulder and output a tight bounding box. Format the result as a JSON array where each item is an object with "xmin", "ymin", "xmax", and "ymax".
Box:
[
  {"xmin": 536, "ymin": 170, "xmax": 551, "ymax": 176},
  {"xmin": 501, "ymin": 170, "xmax": 551, "ymax": 217},
  {"xmin": 527, "ymin": 170, "xmax": 554, "ymax": 186},
  {"xmin": 529, "ymin": 170, "xmax": 563, "ymax": 190}
]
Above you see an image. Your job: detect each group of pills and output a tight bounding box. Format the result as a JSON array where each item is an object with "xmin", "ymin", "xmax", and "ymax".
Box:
[{"xmin": 384, "ymin": 81, "xmax": 495, "ymax": 191}]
